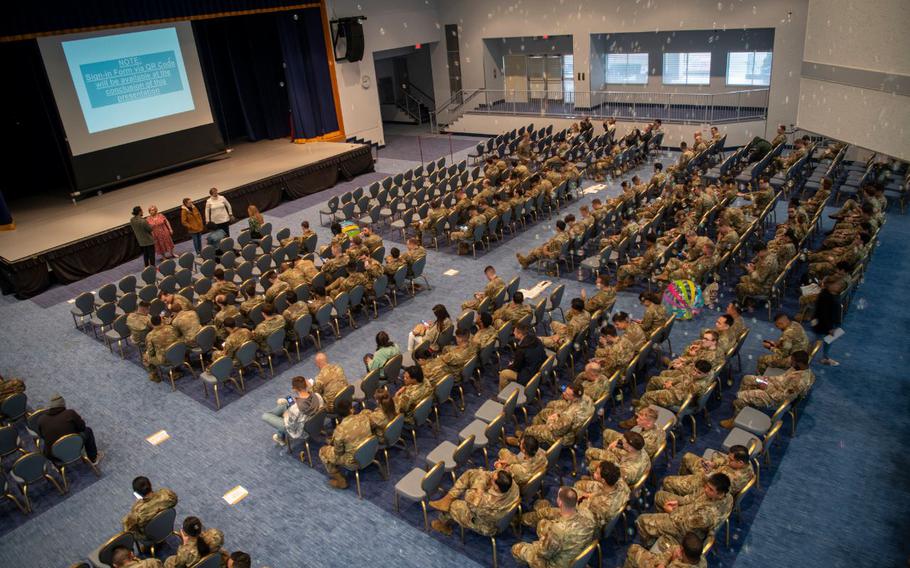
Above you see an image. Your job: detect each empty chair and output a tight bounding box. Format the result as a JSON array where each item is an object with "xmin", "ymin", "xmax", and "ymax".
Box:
[
  {"xmin": 264, "ymin": 328, "xmax": 291, "ymax": 377},
  {"xmin": 234, "ymin": 341, "xmax": 264, "ymax": 389},
  {"xmin": 402, "ymin": 396, "xmax": 436, "ymax": 453},
  {"xmin": 458, "ymin": 412, "xmax": 505, "ymax": 468},
  {"xmin": 200, "ymin": 356, "xmax": 243, "ymax": 410},
  {"xmin": 156, "ymin": 342, "xmax": 194, "ymax": 391},
  {"xmin": 70, "ymin": 292, "xmax": 95, "ymax": 330},
  {"xmin": 0, "ymin": 392, "xmax": 28, "ymax": 425},
  {"xmin": 353, "ymin": 368, "xmax": 381, "ymax": 406},
  {"xmin": 10, "ymin": 452, "xmax": 65, "ymax": 512},
  {"xmin": 104, "ymin": 315, "xmax": 131, "ymax": 359},
  {"xmin": 425, "ymin": 435, "xmax": 475, "ymax": 484},
  {"xmin": 394, "ymin": 461, "xmax": 446, "ymax": 531}
]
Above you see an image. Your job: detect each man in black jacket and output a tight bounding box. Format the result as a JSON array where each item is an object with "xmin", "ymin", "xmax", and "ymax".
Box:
[
  {"xmin": 498, "ymin": 322, "xmax": 546, "ymax": 390},
  {"xmin": 37, "ymin": 394, "xmax": 102, "ymax": 465}
]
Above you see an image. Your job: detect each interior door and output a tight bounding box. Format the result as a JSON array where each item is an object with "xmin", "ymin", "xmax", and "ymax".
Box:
[
  {"xmin": 504, "ymin": 54, "xmax": 528, "ymax": 103},
  {"xmin": 545, "ymin": 56, "xmax": 563, "ymax": 100},
  {"xmin": 528, "ymin": 56, "xmax": 546, "ymax": 100}
]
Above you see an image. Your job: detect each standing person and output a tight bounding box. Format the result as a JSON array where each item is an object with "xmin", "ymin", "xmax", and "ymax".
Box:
[
  {"xmin": 180, "ymin": 198, "xmax": 204, "ymax": 254},
  {"xmin": 811, "ymin": 277, "xmax": 844, "ymax": 365},
  {"xmin": 147, "ymin": 206, "xmax": 175, "ymax": 260},
  {"xmin": 131, "ymin": 206, "xmax": 155, "ymax": 267},
  {"xmin": 37, "ymin": 393, "xmax": 102, "ymax": 466},
  {"xmin": 205, "ymin": 187, "xmax": 233, "ymax": 236},
  {"xmin": 247, "ymin": 205, "xmax": 265, "ymax": 239}
]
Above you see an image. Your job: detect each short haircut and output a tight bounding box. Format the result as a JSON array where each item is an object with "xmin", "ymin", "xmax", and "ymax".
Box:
[
  {"xmin": 479, "ymin": 311, "xmax": 493, "ymax": 327},
  {"xmin": 111, "ymin": 546, "xmax": 133, "ymax": 567},
  {"xmin": 513, "ymin": 292, "xmax": 524, "ymax": 304},
  {"xmin": 335, "ymin": 398, "xmax": 353, "ymax": 417},
  {"xmin": 521, "ymin": 435, "xmax": 539, "ymax": 455},
  {"xmin": 612, "ymin": 311, "xmax": 630, "ymax": 323},
  {"xmin": 132, "ymin": 476, "xmax": 152, "ymax": 497},
  {"xmin": 570, "ymin": 298, "xmax": 584, "ymax": 311},
  {"xmin": 132, "ymin": 206, "xmax": 142, "ymax": 216},
  {"xmin": 223, "ymin": 318, "xmax": 236, "ymax": 329},
  {"xmin": 557, "ymin": 486, "xmax": 578, "ymax": 509},
  {"xmin": 515, "ymin": 322, "xmax": 531, "ymax": 335},
  {"xmin": 493, "ymin": 470, "xmax": 513, "ymax": 493},
  {"xmin": 681, "ymin": 532, "xmax": 703, "ymax": 562},
  {"xmin": 405, "ymin": 365, "xmax": 424, "ymax": 382},
  {"xmin": 624, "ymin": 430, "xmax": 645, "ymax": 451},
  {"xmin": 261, "ymin": 303, "xmax": 274, "ymax": 316},
  {"xmin": 150, "ymin": 315, "xmax": 162, "ymax": 326},
  {"xmin": 640, "ymin": 407, "xmax": 658, "ymax": 421},
  {"xmin": 229, "ymin": 551, "xmax": 252, "ymax": 568},
  {"xmin": 708, "ymin": 472, "xmax": 731, "ymax": 494},
  {"xmin": 599, "ymin": 460, "xmax": 621, "ymax": 486},
  {"xmin": 773, "ymin": 312, "xmax": 790, "ymax": 322},
  {"xmin": 455, "ymin": 328, "xmax": 470, "ymax": 341},
  {"xmin": 753, "ymin": 242, "xmax": 766, "ymax": 252},
  {"xmin": 569, "ymin": 382, "xmax": 584, "ymax": 398},
  {"xmin": 719, "ymin": 314, "xmax": 734, "ymax": 326},
  {"xmin": 484, "ymin": 265, "xmax": 495, "ymax": 273},
  {"xmin": 556, "ymin": 220, "xmax": 566, "ymax": 231},
  {"xmin": 390, "ymin": 247, "xmax": 400, "ymax": 258},
  {"xmin": 729, "ymin": 445, "xmax": 749, "ymax": 464},
  {"xmin": 694, "ymin": 359, "xmax": 712, "ymax": 373},
  {"xmin": 214, "ymin": 268, "xmax": 225, "ymax": 279},
  {"xmin": 654, "ymin": 162, "xmax": 663, "ymax": 171},
  {"xmin": 291, "ymin": 376, "xmax": 309, "ymax": 392},
  {"xmin": 791, "ymin": 350, "xmax": 810, "ymax": 369},
  {"xmin": 601, "ymin": 324, "xmax": 618, "ymax": 338}
]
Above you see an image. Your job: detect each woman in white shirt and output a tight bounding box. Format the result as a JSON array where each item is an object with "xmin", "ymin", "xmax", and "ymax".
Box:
[{"xmin": 205, "ymin": 187, "xmax": 234, "ymax": 236}]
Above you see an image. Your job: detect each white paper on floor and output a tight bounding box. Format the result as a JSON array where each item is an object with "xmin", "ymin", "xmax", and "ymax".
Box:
[
  {"xmin": 145, "ymin": 430, "xmax": 170, "ymax": 445},
  {"xmin": 443, "ymin": 269, "xmax": 459, "ymax": 276},
  {"xmin": 223, "ymin": 485, "xmax": 249, "ymax": 505}
]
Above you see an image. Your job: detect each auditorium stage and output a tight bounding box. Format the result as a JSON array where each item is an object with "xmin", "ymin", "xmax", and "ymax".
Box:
[{"xmin": 0, "ymin": 139, "xmax": 374, "ymax": 298}]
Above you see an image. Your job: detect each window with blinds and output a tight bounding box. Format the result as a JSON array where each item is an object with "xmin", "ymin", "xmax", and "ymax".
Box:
[
  {"xmin": 605, "ymin": 53, "xmax": 649, "ymax": 85},
  {"xmin": 726, "ymin": 51, "xmax": 772, "ymax": 86},
  {"xmin": 662, "ymin": 52, "xmax": 711, "ymax": 85}
]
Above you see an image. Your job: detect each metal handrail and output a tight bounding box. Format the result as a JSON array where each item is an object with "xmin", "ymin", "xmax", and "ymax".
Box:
[
  {"xmin": 402, "ymin": 81, "xmax": 435, "ymax": 107},
  {"xmin": 398, "ymin": 90, "xmax": 426, "ymax": 124},
  {"xmin": 430, "ymin": 87, "xmax": 769, "ymax": 131}
]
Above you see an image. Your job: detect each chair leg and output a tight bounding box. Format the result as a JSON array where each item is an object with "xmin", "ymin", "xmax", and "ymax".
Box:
[
  {"xmin": 491, "ymin": 536, "xmax": 498, "ymax": 568},
  {"xmin": 355, "ymin": 471, "xmax": 362, "ymax": 499},
  {"xmin": 214, "ymin": 385, "xmax": 221, "ymax": 410},
  {"xmin": 169, "ymin": 370, "xmax": 177, "ymax": 392},
  {"xmin": 59, "ymin": 466, "xmax": 69, "ymax": 493}
]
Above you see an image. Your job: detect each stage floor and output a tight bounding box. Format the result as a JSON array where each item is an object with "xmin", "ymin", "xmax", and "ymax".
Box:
[{"xmin": 0, "ymin": 139, "xmax": 362, "ymax": 263}]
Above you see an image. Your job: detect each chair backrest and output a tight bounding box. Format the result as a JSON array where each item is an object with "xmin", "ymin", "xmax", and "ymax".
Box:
[
  {"xmin": 412, "ymin": 396, "xmax": 434, "ymax": 424},
  {"xmin": 303, "ymin": 409, "xmax": 326, "ymax": 441},
  {"xmin": 453, "ymin": 435, "xmax": 475, "ymax": 467},
  {"xmin": 485, "ymin": 412, "xmax": 506, "ymax": 446},
  {"xmin": 193, "ymin": 325, "xmax": 217, "ymax": 352},
  {"xmin": 293, "ymin": 313, "xmax": 313, "ymax": 340},
  {"xmin": 1, "ymin": 393, "xmax": 28, "ymax": 421},
  {"xmin": 422, "ymin": 461, "xmax": 446, "ymax": 495},
  {"xmin": 96, "ymin": 283, "xmax": 117, "ymax": 304},
  {"xmin": 163, "ymin": 342, "xmax": 187, "ymax": 366},
  {"xmin": 382, "ymin": 413, "xmax": 405, "ymax": 447},
  {"xmin": 353, "ymin": 435, "xmax": 380, "ymax": 467},
  {"xmin": 334, "ymin": 384, "xmax": 355, "ymax": 410},
  {"xmin": 501, "ymin": 388, "xmax": 519, "ymax": 419},
  {"xmin": 383, "ymin": 354, "xmax": 403, "ymax": 382},
  {"xmin": 359, "ymin": 368, "xmax": 381, "ymax": 400},
  {"xmin": 549, "ymin": 284, "xmax": 565, "ymax": 310},
  {"xmin": 50, "ymin": 433, "xmax": 86, "ymax": 464},
  {"xmin": 495, "ymin": 321, "xmax": 513, "ymax": 348},
  {"xmin": 12, "ymin": 451, "xmax": 49, "ymax": 483},
  {"xmin": 266, "ymin": 328, "xmax": 287, "ymax": 354},
  {"xmin": 118, "ymin": 275, "xmax": 137, "ymax": 295},
  {"xmin": 521, "ymin": 470, "xmax": 545, "ymax": 502},
  {"xmin": 26, "ymin": 407, "xmax": 50, "ymax": 438},
  {"xmin": 569, "ymin": 541, "xmax": 598, "ymax": 568},
  {"xmin": 545, "ymin": 440, "xmax": 563, "ymax": 470},
  {"xmin": 436, "ymin": 325, "xmax": 454, "ymax": 348},
  {"xmin": 314, "ymin": 302, "xmax": 334, "ymax": 326},
  {"xmin": 348, "ymin": 284, "xmax": 365, "ymax": 307},
  {"xmin": 236, "ymin": 341, "xmax": 258, "ymax": 366},
  {"xmin": 96, "ymin": 532, "xmax": 136, "ymax": 566},
  {"xmin": 207, "ymin": 356, "xmax": 234, "ymax": 381},
  {"xmin": 0, "ymin": 425, "xmax": 19, "ymax": 455},
  {"xmin": 434, "ymin": 374, "xmax": 455, "ymax": 402},
  {"xmin": 138, "ymin": 506, "xmax": 177, "ymax": 544},
  {"xmin": 192, "ymin": 553, "xmax": 223, "ymax": 568}
]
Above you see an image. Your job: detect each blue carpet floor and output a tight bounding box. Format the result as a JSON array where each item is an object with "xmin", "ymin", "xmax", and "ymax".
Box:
[{"xmin": 0, "ymin": 138, "xmax": 907, "ymax": 568}]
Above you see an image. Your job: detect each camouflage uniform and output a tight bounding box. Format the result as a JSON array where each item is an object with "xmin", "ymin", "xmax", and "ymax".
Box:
[
  {"xmin": 126, "ymin": 312, "xmax": 151, "ymax": 344},
  {"xmin": 519, "ymin": 231, "xmax": 570, "ymax": 267},
  {"xmin": 623, "ymin": 322, "xmax": 648, "ymax": 349},
  {"xmin": 122, "ymin": 488, "xmax": 178, "ymax": 540},
  {"xmin": 636, "ymin": 491, "xmax": 733, "ymax": 547},
  {"xmin": 462, "ymin": 276, "xmax": 505, "ymax": 311},
  {"xmin": 384, "ymin": 256, "xmax": 407, "ymax": 276},
  {"xmin": 594, "ymin": 336, "xmax": 635, "ymax": 377},
  {"xmin": 584, "ymin": 288, "xmax": 617, "ymax": 315},
  {"xmin": 497, "ymin": 448, "xmax": 548, "ymax": 489},
  {"xmin": 253, "ymin": 315, "xmax": 285, "ymax": 351},
  {"xmin": 757, "ymin": 321, "xmax": 809, "ymax": 374},
  {"xmin": 640, "ymin": 303, "xmax": 668, "ymax": 336},
  {"xmin": 171, "ymin": 310, "xmax": 202, "ymax": 345},
  {"xmin": 200, "ymin": 279, "xmax": 237, "ymax": 303},
  {"xmin": 213, "ymin": 305, "xmax": 241, "ymax": 340},
  {"xmin": 0, "ymin": 376, "xmax": 25, "ymax": 398},
  {"xmin": 734, "ymin": 369, "xmax": 815, "ymax": 412},
  {"xmin": 265, "ymin": 280, "xmax": 291, "ymax": 304},
  {"xmin": 421, "ymin": 343, "xmax": 477, "ymax": 386},
  {"xmin": 240, "ymin": 296, "xmax": 265, "ymax": 318},
  {"xmin": 319, "ymin": 412, "xmax": 372, "ymax": 475},
  {"xmin": 659, "ymin": 452, "xmax": 755, "ymax": 504},
  {"xmin": 735, "ymin": 254, "xmax": 779, "ymax": 302},
  {"xmin": 313, "ymin": 364, "xmax": 349, "ymax": 412},
  {"xmin": 143, "ymin": 324, "xmax": 181, "ymax": 369},
  {"xmin": 524, "ymin": 396, "xmax": 594, "ymax": 447},
  {"xmin": 213, "ymin": 328, "xmax": 253, "ymax": 364},
  {"xmin": 617, "ymin": 247, "xmax": 658, "ymax": 284},
  {"xmin": 493, "ymin": 303, "xmax": 533, "ymax": 327},
  {"xmin": 278, "ymin": 267, "xmax": 309, "ymax": 290},
  {"xmin": 471, "ymin": 326, "xmax": 498, "ymax": 350},
  {"xmin": 394, "ymin": 381, "xmax": 434, "ymax": 422},
  {"xmin": 438, "ymin": 468, "xmax": 520, "ymax": 536},
  {"xmin": 544, "ymin": 309, "xmax": 591, "ymax": 350},
  {"xmin": 585, "ymin": 443, "xmax": 650, "ymax": 486},
  {"xmin": 325, "ymin": 270, "xmax": 369, "ymax": 298},
  {"xmin": 522, "ymin": 478, "xmax": 629, "ymax": 530},
  {"xmin": 402, "ymin": 246, "xmax": 427, "ymax": 266},
  {"xmin": 512, "ymin": 509, "xmax": 597, "ymax": 568},
  {"xmin": 602, "ymin": 425, "xmax": 665, "ymax": 460},
  {"xmin": 163, "ymin": 527, "xmax": 224, "ymax": 568},
  {"xmin": 282, "ymin": 301, "xmax": 310, "ymax": 337},
  {"xmin": 623, "ymin": 545, "xmax": 708, "ymax": 568}
]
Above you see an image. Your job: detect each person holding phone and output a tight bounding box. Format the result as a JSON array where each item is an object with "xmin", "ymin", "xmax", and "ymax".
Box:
[
  {"xmin": 260, "ymin": 376, "xmax": 323, "ymax": 446},
  {"xmin": 122, "ymin": 476, "xmax": 178, "ymax": 541},
  {"xmin": 407, "ymin": 304, "xmax": 451, "ymax": 355}
]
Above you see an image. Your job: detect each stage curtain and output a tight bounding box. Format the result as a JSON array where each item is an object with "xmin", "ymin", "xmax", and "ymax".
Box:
[
  {"xmin": 276, "ymin": 11, "xmax": 339, "ymax": 140},
  {"xmin": 193, "ymin": 15, "xmax": 290, "ymax": 143},
  {"xmin": 0, "ymin": 190, "xmax": 12, "ymax": 226}
]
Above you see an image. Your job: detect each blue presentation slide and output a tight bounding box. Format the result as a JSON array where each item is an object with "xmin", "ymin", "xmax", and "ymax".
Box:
[{"xmin": 62, "ymin": 27, "xmax": 195, "ymax": 134}]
